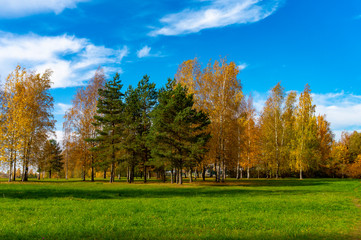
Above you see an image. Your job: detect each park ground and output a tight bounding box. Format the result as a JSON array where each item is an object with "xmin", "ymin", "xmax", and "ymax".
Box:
[{"xmin": 0, "ymin": 178, "xmax": 360, "ymax": 240}]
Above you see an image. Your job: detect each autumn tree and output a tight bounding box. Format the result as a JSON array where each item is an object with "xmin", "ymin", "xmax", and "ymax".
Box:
[
  {"xmin": 347, "ymin": 131, "xmax": 361, "ymax": 163},
  {"xmin": 259, "ymin": 83, "xmax": 285, "ymax": 178},
  {"xmin": 63, "ymin": 69, "xmax": 105, "ymax": 181},
  {"xmin": 330, "ymin": 143, "xmax": 349, "ymax": 178},
  {"xmin": 280, "ymin": 91, "xmax": 297, "ymax": 174},
  {"xmin": 292, "ymin": 84, "xmax": 318, "ymax": 179},
  {"xmin": 0, "ymin": 66, "xmax": 27, "ymax": 182},
  {"xmin": 241, "ymin": 94, "xmax": 259, "ymax": 179},
  {"xmin": 316, "ymin": 115, "xmax": 334, "ymax": 175},
  {"xmin": 176, "ymin": 58, "xmax": 242, "ymax": 182},
  {"xmin": 347, "ymin": 154, "xmax": 361, "ymax": 178},
  {"xmin": 0, "ymin": 66, "xmax": 55, "ymax": 182}
]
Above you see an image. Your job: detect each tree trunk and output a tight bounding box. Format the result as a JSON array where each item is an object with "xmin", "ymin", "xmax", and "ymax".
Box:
[
  {"xmin": 103, "ymin": 170, "xmax": 107, "ymax": 179},
  {"xmin": 8, "ymin": 161, "xmax": 12, "ymax": 182},
  {"xmin": 299, "ymin": 168, "xmax": 303, "ymax": 180},
  {"xmin": 236, "ymin": 161, "xmax": 240, "ymax": 180},
  {"xmin": 110, "ymin": 162, "xmax": 115, "ymax": 183},
  {"xmin": 176, "ymin": 168, "xmax": 179, "ymax": 184},
  {"xmin": 179, "ymin": 167, "xmax": 183, "ymax": 184},
  {"xmin": 189, "ymin": 169, "xmax": 193, "ymax": 183},
  {"xmin": 171, "ymin": 169, "xmax": 174, "ymax": 184},
  {"xmin": 241, "ymin": 168, "xmax": 243, "ymax": 179},
  {"xmin": 247, "ymin": 166, "xmax": 250, "ymax": 179},
  {"xmin": 202, "ymin": 166, "xmax": 206, "ymax": 181},
  {"xmin": 23, "ymin": 165, "xmax": 28, "ymax": 182},
  {"xmin": 90, "ymin": 153, "xmax": 94, "ymax": 182},
  {"xmin": 215, "ymin": 162, "xmax": 219, "ymax": 182},
  {"xmin": 13, "ymin": 153, "xmax": 16, "ymax": 181},
  {"xmin": 132, "ymin": 165, "xmax": 135, "ymax": 183},
  {"xmin": 82, "ymin": 165, "xmax": 86, "ymax": 181},
  {"xmin": 49, "ymin": 170, "xmax": 52, "ymax": 179},
  {"xmin": 163, "ymin": 169, "xmax": 166, "ymax": 183},
  {"xmin": 222, "ymin": 165, "xmax": 226, "ymax": 182},
  {"xmin": 91, "ymin": 166, "xmax": 94, "ymax": 182},
  {"xmin": 65, "ymin": 151, "xmax": 68, "ymax": 180},
  {"xmin": 143, "ymin": 165, "xmax": 147, "ymax": 183}
]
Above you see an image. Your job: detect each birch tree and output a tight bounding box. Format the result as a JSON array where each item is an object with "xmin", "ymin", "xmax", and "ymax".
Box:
[
  {"xmin": 63, "ymin": 69, "xmax": 105, "ymax": 181},
  {"xmin": 292, "ymin": 84, "xmax": 317, "ymax": 179}
]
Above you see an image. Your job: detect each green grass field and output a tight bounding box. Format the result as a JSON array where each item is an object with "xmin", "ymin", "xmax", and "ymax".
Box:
[{"xmin": 0, "ymin": 178, "xmax": 360, "ymax": 240}]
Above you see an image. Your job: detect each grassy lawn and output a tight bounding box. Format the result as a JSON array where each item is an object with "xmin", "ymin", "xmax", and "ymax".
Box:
[{"xmin": 0, "ymin": 178, "xmax": 360, "ymax": 240}]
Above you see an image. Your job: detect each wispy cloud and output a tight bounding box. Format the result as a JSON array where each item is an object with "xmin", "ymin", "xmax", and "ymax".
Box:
[
  {"xmin": 150, "ymin": 0, "xmax": 282, "ymax": 36},
  {"xmin": 238, "ymin": 63, "xmax": 248, "ymax": 71},
  {"xmin": 137, "ymin": 46, "xmax": 151, "ymax": 58},
  {"xmin": 0, "ymin": 0, "xmax": 88, "ymax": 18},
  {"xmin": 55, "ymin": 103, "xmax": 72, "ymax": 115},
  {"xmin": 0, "ymin": 32, "xmax": 128, "ymax": 88}
]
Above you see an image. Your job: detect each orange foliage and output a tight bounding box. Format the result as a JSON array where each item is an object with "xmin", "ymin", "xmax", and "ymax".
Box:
[{"xmin": 347, "ymin": 155, "xmax": 361, "ymax": 178}]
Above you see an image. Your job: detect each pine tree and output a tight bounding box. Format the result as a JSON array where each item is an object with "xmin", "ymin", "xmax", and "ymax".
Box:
[
  {"xmin": 123, "ymin": 85, "xmax": 141, "ymax": 183},
  {"xmin": 92, "ymin": 73, "xmax": 124, "ymax": 183},
  {"xmin": 149, "ymin": 79, "xmax": 210, "ymax": 184},
  {"xmin": 43, "ymin": 139, "xmax": 63, "ymax": 179},
  {"xmin": 134, "ymin": 75, "xmax": 157, "ymax": 183}
]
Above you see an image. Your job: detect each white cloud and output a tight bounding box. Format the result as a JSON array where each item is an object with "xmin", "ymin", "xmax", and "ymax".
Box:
[
  {"xmin": 0, "ymin": 0, "xmax": 88, "ymax": 18},
  {"xmin": 0, "ymin": 32, "xmax": 128, "ymax": 88},
  {"xmin": 55, "ymin": 130, "xmax": 64, "ymax": 146},
  {"xmin": 137, "ymin": 46, "xmax": 151, "ymax": 58},
  {"xmin": 313, "ymin": 92, "xmax": 361, "ymax": 131},
  {"xmin": 55, "ymin": 103, "xmax": 72, "ymax": 115},
  {"xmin": 238, "ymin": 63, "xmax": 248, "ymax": 71},
  {"xmin": 119, "ymin": 46, "xmax": 129, "ymax": 60},
  {"xmin": 150, "ymin": 0, "xmax": 282, "ymax": 36}
]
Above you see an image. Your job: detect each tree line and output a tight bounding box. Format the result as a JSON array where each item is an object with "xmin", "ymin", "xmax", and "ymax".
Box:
[{"xmin": 1, "ymin": 59, "xmax": 361, "ymax": 183}]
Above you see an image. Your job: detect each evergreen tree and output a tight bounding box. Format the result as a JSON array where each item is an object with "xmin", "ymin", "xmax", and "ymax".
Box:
[
  {"xmin": 92, "ymin": 73, "xmax": 124, "ymax": 183},
  {"xmin": 123, "ymin": 76, "xmax": 157, "ymax": 183},
  {"xmin": 123, "ymin": 85, "xmax": 141, "ymax": 183},
  {"xmin": 43, "ymin": 139, "xmax": 63, "ymax": 179},
  {"xmin": 149, "ymin": 79, "xmax": 210, "ymax": 184},
  {"xmin": 135, "ymin": 76, "xmax": 157, "ymax": 183}
]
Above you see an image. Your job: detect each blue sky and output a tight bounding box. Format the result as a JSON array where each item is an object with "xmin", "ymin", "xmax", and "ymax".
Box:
[{"xmin": 0, "ymin": 0, "xmax": 361, "ymax": 140}]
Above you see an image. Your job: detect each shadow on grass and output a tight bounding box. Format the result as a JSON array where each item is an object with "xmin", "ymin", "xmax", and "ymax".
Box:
[
  {"xmin": 0, "ymin": 229, "xmax": 353, "ymax": 240},
  {"xmin": 0, "ymin": 181, "xmax": 331, "ymax": 200}
]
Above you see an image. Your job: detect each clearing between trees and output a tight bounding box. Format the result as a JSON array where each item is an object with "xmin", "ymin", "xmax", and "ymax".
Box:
[{"xmin": 0, "ymin": 178, "xmax": 360, "ymax": 240}]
